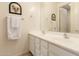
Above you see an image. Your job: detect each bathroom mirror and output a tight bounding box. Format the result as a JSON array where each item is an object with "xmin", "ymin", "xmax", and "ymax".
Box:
[{"xmin": 40, "ymin": 2, "xmax": 79, "ymax": 34}]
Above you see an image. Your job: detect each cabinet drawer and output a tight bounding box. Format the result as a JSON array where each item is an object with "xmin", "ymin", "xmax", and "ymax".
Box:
[
  {"xmin": 49, "ymin": 43, "xmax": 76, "ymax": 56},
  {"xmin": 41, "ymin": 39, "xmax": 48, "ymax": 48}
]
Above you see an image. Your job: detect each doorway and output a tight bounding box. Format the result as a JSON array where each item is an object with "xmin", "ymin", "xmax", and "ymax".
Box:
[{"xmin": 59, "ymin": 4, "xmax": 70, "ymax": 33}]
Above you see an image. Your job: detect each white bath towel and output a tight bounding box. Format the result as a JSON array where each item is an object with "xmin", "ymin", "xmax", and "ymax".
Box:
[{"xmin": 7, "ymin": 15, "xmax": 21, "ymax": 40}]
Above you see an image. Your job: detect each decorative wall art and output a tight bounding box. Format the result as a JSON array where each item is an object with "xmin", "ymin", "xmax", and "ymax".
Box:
[
  {"xmin": 51, "ymin": 13, "xmax": 56, "ymax": 21},
  {"xmin": 9, "ymin": 2, "xmax": 22, "ymax": 15}
]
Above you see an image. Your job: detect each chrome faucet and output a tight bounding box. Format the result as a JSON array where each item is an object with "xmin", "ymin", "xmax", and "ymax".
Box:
[{"xmin": 64, "ymin": 33, "xmax": 69, "ymax": 39}]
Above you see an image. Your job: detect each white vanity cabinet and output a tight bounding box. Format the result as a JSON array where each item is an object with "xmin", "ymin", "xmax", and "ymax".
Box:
[
  {"xmin": 48, "ymin": 43, "xmax": 76, "ymax": 56},
  {"xmin": 29, "ymin": 34, "xmax": 77, "ymax": 56}
]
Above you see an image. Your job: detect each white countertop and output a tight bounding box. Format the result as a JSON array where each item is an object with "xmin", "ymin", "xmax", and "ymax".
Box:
[{"xmin": 29, "ymin": 31, "xmax": 79, "ymax": 55}]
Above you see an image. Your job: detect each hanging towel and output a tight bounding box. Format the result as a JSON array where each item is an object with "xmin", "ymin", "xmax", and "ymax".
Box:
[{"xmin": 7, "ymin": 15, "xmax": 21, "ymax": 40}]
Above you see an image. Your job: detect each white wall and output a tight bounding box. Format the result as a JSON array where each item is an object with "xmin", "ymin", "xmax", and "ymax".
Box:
[{"xmin": 0, "ymin": 2, "xmax": 41, "ymax": 56}]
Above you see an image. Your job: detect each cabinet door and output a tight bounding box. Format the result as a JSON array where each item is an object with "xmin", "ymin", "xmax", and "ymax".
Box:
[
  {"xmin": 40, "ymin": 40, "xmax": 48, "ymax": 56},
  {"xmin": 35, "ymin": 37, "xmax": 41, "ymax": 56},
  {"xmin": 29, "ymin": 35, "xmax": 35, "ymax": 55},
  {"xmin": 35, "ymin": 48, "xmax": 41, "ymax": 56},
  {"xmin": 48, "ymin": 43, "xmax": 57, "ymax": 56},
  {"xmin": 48, "ymin": 43, "xmax": 76, "ymax": 56}
]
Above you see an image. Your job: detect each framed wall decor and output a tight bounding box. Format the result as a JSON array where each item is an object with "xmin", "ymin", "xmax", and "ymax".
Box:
[
  {"xmin": 51, "ymin": 13, "xmax": 56, "ymax": 21},
  {"xmin": 9, "ymin": 2, "xmax": 22, "ymax": 15}
]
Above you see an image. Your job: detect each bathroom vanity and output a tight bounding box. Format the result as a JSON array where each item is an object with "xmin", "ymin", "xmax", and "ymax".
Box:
[{"xmin": 28, "ymin": 31, "xmax": 79, "ymax": 56}]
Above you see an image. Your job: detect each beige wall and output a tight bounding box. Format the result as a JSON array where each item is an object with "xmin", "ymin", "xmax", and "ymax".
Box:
[
  {"xmin": 0, "ymin": 2, "xmax": 40, "ymax": 55},
  {"xmin": 40, "ymin": 2, "xmax": 57, "ymax": 32}
]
